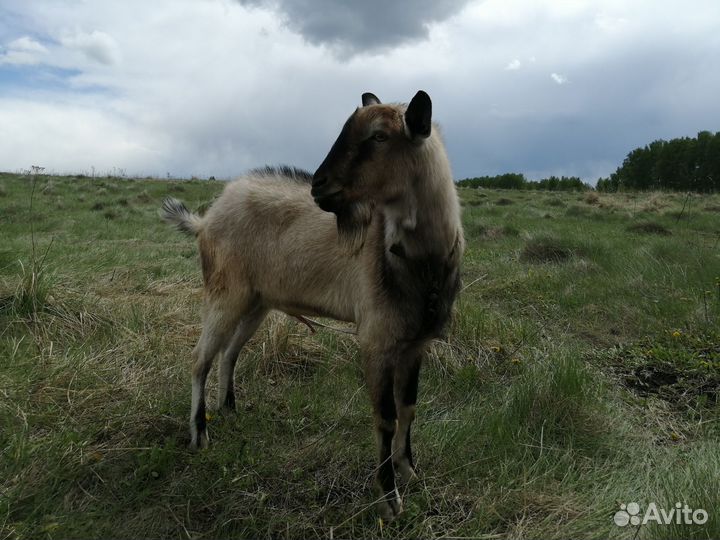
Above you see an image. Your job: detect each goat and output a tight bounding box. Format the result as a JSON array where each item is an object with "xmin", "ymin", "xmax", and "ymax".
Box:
[{"xmin": 161, "ymin": 91, "xmax": 464, "ymax": 520}]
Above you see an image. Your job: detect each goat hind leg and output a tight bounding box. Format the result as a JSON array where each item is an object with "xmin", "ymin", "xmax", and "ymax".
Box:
[
  {"xmin": 216, "ymin": 306, "xmax": 268, "ymax": 411},
  {"xmin": 189, "ymin": 305, "xmax": 242, "ymax": 450}
]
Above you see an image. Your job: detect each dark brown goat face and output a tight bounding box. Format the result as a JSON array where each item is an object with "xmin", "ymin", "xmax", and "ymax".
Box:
[{"xmin": 312, "ymin": 91, "xmax": 432, "ymax": 239}]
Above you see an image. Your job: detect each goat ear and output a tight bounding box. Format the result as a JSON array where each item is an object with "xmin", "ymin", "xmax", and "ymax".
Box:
[
  {"xmin": 405, "ymin": 90, "xmax": 432, "ymax": 139},
  {"xmin": 361, "ymin": 92, "xmax": 381, "ymax": 107}
]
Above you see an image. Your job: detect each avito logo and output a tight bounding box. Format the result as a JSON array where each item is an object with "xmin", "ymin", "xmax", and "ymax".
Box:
[{"xmin": 614, "ymin": 502, "xmax": 708, "ymax": 527}]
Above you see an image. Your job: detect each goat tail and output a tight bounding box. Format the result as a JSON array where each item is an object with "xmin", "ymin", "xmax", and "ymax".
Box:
[{"xmin": 161, "ymin": 197, "xmax": 203, "ymax": 236}]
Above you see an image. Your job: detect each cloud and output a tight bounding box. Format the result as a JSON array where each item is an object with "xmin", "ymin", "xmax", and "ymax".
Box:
[
  {"xmin": 60, "ymin": 30, "xmax": 119, "ymax": 65},
  {"xmin": 505, "ymin": 58, "xmax": 521, "ymax": 70},
  {"xmin": 550, "ymin": 72, "xmax": 568, "ymax": 85},
  {"xmin": 0, "ymin": 98, "xmax": 159, "ymax": 175},
  {"xmin": 9, "ymin": 36, "xmax": 46, "ymax": 53},
  {"xmin": 237, "ymin": 0, "xmax": 471, "ymax": 54},
  {"xmin": 0, "ymin": 29, "xmax": 119, "ymax": 70},
  {"xmin": 1, "ymin": 0, "xmax": 720, "ymax": 183},
  {"xmin": 0, "ymin": 35, "xmax": 47, "ymax": 65},
  {"xmin": 594, "ymin": 13, "xmax": 628, "ymax": 33}
]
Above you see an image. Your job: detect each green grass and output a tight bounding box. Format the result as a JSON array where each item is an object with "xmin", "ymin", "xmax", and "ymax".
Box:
[{"xmin": 1, "ymin": 173, "xmax": 719, "ymax": 539}]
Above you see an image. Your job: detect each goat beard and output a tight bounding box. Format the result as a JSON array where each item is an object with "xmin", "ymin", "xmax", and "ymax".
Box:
[{"xmin": 336, "ymin": 200, "xmax": 374, "ymax": 253}]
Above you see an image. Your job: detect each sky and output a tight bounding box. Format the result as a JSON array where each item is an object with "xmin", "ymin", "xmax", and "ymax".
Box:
[{"xmin": 1, "ymin": 0, "xmax": 719, "ymax": 183}]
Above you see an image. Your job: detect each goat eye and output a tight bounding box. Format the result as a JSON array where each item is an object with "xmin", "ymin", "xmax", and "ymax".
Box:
[{"xmin": 372, "ymin": 132, "xmax": 389, "ymax": 142}]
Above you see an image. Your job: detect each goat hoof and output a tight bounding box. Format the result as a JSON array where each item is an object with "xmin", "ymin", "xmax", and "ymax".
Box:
[
  {"xmin": 378, "ymin": 491, "xmax": 403, "ymax": 522},
  {"xmin": 220, "ymin": 392, "xmax": 236, "ymax": 412},
  {"xmin": 219, "ymin": 403, "xmax": 236, "ymax": 414},
  {"xmin": 395, "ymin": 462, "xmax": 419, "ymax": 485},
  {"xmin": 188, "ymin": 431, "xmax": 209, "ymax": 451}
]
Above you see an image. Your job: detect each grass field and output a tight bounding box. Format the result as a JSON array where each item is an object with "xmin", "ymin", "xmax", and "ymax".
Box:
[{"xmin": 1, "ymin": 171, "xmax": 719, "ymax": 539}]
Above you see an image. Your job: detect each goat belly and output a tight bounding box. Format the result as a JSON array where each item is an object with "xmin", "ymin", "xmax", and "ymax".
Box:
[{"xmin": 272, "ymin": 300, "xmax": 355, "ymax": 323}]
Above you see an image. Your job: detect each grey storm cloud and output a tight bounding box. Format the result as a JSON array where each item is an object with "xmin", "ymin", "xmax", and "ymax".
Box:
[
  {"xmin": 238, "ymin": 0, "xmax": 471, "ymax": 53},
  {"xmin": 3, "ymin": 0, "xmax": 720, "ymax": 183}
]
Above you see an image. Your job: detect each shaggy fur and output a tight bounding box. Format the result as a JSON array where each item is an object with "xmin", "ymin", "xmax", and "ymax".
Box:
[{"xmin": 162, "ymin": 90, "xmax": 463, "ymax": 520}]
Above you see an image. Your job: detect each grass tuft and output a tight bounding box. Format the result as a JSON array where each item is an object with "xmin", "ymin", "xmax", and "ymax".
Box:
[
  {"xmin": 627, "ymin": 222, "xmax": 672, "ymax": 236},
  {"xmin": 584, "ymin": 192, "xmax": 600, "ymax": 205},
  {"xmin": 495, "ymin": 197, "xmax": 514, "ymax": 206},
  {"xmin": 1, "ymin": 257, "xmax": 54, "ymax": 318},
  {"xmin": 520, "ymin": 235, "xmax": 575, "ymax": 263}
]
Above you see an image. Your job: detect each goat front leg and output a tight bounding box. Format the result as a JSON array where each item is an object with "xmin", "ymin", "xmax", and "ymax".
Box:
[
  {"xmin": 393, "ymin": 354, "xmax": 421, "ymax": 484},
  {"xmin": 365, "ymin": 358, "xmax": 402, "ymax": 520}
]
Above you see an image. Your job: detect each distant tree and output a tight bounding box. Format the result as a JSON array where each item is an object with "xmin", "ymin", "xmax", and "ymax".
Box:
[
  {"xmin": 534, "ymin": 175, "xmax": 588, "ymax": 191},
  {"xmin": 698, "ymin": 131, "xmax": 720, "ymax": 192},
  {"xmin": 608, "ymin": 132, "xmax": 720, "ymax": 192},
  {"xmin": 457, "ymin": 173, "xmax": 528, "ymax": 190},
  {"xmin": 457, "ymin": 173, "xmax": 589, "ymax": 191},
  {"xmin": 596, "ymin": 178, "xmax": 608, "ymax": 191}
]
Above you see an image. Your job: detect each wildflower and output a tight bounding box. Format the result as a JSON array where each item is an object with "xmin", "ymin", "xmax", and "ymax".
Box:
[
  {"xmin": 671, "ymin": 330, "xmax": 681, "ymax": 338},
  {"xmin": 490, "ymin": 345, "xmax": 502, "ymax": 353},
  {"xmin": 511, "ymin": 358, "xmax": 521, "ymax": 365}
]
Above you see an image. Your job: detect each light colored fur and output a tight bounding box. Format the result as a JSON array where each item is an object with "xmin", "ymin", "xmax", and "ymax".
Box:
[{"xmin": 170, "ymin": 125, "xmax": 462, "ymax": 328}]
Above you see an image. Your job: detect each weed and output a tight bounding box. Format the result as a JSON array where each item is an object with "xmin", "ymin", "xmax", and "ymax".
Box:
[{"xmin": 1, "ymin": 169, "xmax": 55, "ymax": 319}]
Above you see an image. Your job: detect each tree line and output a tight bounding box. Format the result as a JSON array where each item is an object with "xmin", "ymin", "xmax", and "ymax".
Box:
[
  {"xmin": 457, "ymin": 173, "xmax": 589, "ymax": 191},
  {"xmin": 596, "ymin": 131, "xmax": 720, "ymax": 192},
  {"xmin": 458, "ymin": 131, "xmax": 719, "ymax": 193}
]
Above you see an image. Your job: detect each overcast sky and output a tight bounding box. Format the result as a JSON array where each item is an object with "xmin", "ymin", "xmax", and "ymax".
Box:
[{"xmin": 1, "ymin": 0, "xmax": 718, "ymax": 183}]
